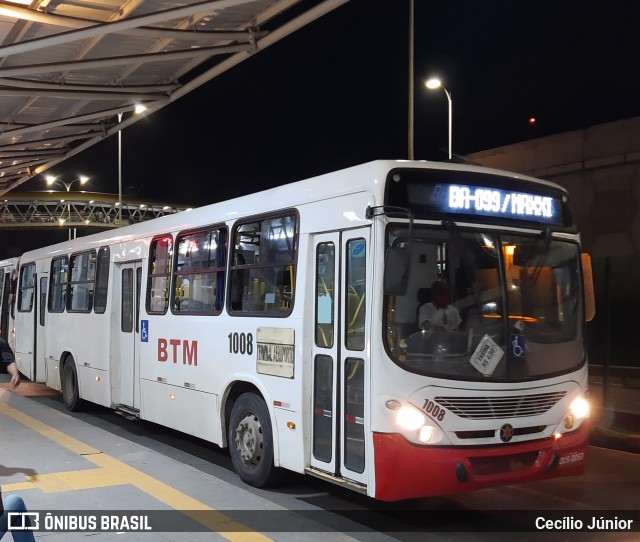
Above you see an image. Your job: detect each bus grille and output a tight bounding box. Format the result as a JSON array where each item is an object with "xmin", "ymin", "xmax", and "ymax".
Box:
[{"xmin": 434, "ymin": 392, "xmax": 567, "ymax": 419}]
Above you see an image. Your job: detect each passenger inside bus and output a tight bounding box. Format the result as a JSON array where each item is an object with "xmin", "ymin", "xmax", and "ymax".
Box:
[{"xmin": 417, "ymin": 280, "xmax": 461, "ymax": 332}]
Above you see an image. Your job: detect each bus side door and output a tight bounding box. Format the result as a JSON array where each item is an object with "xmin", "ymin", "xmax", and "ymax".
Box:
[
  {"xmin": 310, "ymin": 228, "xmax": 370, "ymax": 486},
  {"xmin": 14, "ymin": 262, "xmax": 36, "ymax": 380},
  {"xmin": 36, "ymin": 272, "xmax": 48, "ymax": 383},
  {"xmin": 113, "ymin": 261, "xmax": 143, "ymax": 410}
]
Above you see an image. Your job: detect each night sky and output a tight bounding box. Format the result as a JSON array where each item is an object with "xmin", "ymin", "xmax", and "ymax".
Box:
[{"xmin": 16, "ymin": 0, "xmax": 640, "ymax": 207}]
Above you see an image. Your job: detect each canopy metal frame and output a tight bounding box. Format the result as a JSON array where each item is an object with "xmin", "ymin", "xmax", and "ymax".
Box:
[{"xmin": 0, "ymin": 0, "xmax": 350, "ymax": 195}]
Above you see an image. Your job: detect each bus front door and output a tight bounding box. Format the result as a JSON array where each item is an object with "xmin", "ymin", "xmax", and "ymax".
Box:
[
  {"xmin": 0, "ymin": 269, "xmax": 11, "ymax": 340},
  {"xmin": 36, "ymin": 274, "xmax": 48, "ymax": 383},
  {"xmin": 114, "ymin": 261, "xmax": 142, "ymax": 410},
  {"xmin": 310, "ymin": 229, "xmax": 370, "ymax": 487}
]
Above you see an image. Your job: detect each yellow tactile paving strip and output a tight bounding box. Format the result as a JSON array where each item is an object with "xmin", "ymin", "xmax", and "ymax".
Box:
[{"xmin": 0, "ymin": 399, "xmax": 273, "ymax": 540}]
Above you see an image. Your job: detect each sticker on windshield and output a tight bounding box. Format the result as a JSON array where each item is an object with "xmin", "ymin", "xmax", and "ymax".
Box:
[
  {"xmin": 511, "ymin": 334, "xmax": 525, "ymax": 357},
  {"xmin": 469, "ymin": 334, "xmax": 504, "ymax": 376}
]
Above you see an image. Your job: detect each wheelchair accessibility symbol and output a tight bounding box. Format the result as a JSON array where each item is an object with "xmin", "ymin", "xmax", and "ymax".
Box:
[
  {"xmin": 141, "ymin": 320, "xmax": 149, "ymax": 342},
  {"xmin": 511, "ymin": 334, "xmax": 524, "ymax": 357}
]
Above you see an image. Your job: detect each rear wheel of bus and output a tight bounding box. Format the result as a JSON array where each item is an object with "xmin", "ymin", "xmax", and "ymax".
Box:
[
  {"xmin": 228, "ymin": 392, "xmax": 280, "ymax": 488},
  {"xmin": 61, "ymin": 356, "xmax": 83, "ymax": 412}
]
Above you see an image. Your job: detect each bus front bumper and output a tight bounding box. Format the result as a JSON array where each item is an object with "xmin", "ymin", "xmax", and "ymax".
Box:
[{"xmin": 373, "ymin": 422, "xmax": 589, "ymax": 501}]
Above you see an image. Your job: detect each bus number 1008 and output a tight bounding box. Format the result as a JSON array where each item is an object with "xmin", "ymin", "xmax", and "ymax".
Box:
[
  {"xmin": 228, "ymin": 332, "xmax": 254, "ymax": 355},
  {"xmin": 422, "ymin": 399, "xmax": 446, "ymax": 421}
]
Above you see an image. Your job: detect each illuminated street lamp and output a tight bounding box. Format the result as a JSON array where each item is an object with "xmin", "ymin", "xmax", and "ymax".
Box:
[
  {"xmin": 45, "ymin": 175, "xmax": 89, "ymax": 239},
  {"xmin": 425, "ymin": 78, "xmax": 452, "ymax": 160},
  {"xmin": 118, "ymin": 104, "xmax": 147, "ymax": 224},
  {"xmin": 45, "ymin": 174, "xmax": 89, "ymax": 192}
]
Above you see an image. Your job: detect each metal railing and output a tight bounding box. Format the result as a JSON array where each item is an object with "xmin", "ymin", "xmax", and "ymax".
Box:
[{"xmin": 0, "ymin": 193, "xmax": 191, "ymax": 230}]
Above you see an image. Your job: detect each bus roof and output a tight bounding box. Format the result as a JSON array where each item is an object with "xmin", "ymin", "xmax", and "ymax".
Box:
[{"xmin": 17, "ymin": 160, "xmax": 566, "ymax": 260}]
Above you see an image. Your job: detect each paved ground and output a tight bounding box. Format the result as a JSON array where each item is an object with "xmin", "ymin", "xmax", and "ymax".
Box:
[
  {"xmin": 587, "ymin": 378, "xmax": 640, "ymax": 453},
  {"xmin": 1, "ymin": 380, "xmax": 364, "ymax": 541},
  {"xmin": 1, "ymin": 374, "xmax": 639, "ymax": 541}
]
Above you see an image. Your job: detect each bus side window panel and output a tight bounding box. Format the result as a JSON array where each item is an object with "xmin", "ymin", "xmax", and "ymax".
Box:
[
  {"xmin": 245, "ymin": 268, "xmax": 268, "ymax": 311},
  {"xmin": 18, "ymin": 264, "xmax": 35, "ymax": 312},
  {"xmin": 262, "ymin": 215, "xmax": 296, "ymax": 311},
  {"xmin": 175, "ymin": 272, "xmax": 218, "ymax": 313},
  {"xmin": 257, "ymin": 265, "xmax": 292, "ymax": 311},
  {"xmin": 174, "ymin": 231, "xmax": 197, "ymax": 312},
  {"xmin": 345, "ymin": 238, "xmax": 366, "ymax": 351},
  {"xmin": 149, "ymin": 275, "xmax": 170, "ymax": 313},
  {"xmin": 67, "ymin": 251, "xmax": 96, "ymax": 312},
  {"xmin": 315, "ymin": 243, "xmax": 335, "ymax": 348},
  {"xmin": 230, "ymin": 221, "xmax": 259, "ymax": 311},
  {"xmin": 344, "ymin": 357, "xmax": 365, "ymax": 473},
  {"xmin": 229, "ymin": 266, "xmax": 245, "ymax": 311},
  {"xmin": 229, "ymin": 262, "xmax": 262, "ymax": 313},
  {"xmin": 231, "ymin": 213, "xmax": 297, "ymax": 313},
  {"xmin": 148, "ymin": 235, "xmax": 173, "ymax": 314},
  {"xmin": 49, "ymin": 257, "xmax": 68, "ymax": 312},
  {"xmin": 93, "ymin": 246, "xmax": 110, "ymax": 314}
]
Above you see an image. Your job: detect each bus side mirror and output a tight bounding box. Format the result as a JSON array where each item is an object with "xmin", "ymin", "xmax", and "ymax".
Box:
[
  {"xmin": 581, "ymin": 252, "xmax": 595, "ymax": 322},
  {"xmin": 384, "ymin": 246, "xmax": 410, "ymax": 296}
]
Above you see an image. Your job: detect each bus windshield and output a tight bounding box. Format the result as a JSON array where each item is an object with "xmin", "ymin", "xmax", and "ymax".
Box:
[{"xmin": 384, "ymin": 225, "xmax": 585, "ymax": 381}]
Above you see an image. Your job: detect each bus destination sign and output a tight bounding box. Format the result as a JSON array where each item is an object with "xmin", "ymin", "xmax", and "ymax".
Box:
[
  {"xmin": 393, "ymin": 170, "xmax": 571, "ymax": 227},
  {"xmin": 445, "ymin": 184, "xmax": 561, "ymax": 224}
]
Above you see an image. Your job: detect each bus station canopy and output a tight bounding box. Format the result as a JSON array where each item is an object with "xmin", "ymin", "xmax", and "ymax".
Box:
[{"xmin": 0, "ymin": 0, "xmax": 349, "ymax": 196}]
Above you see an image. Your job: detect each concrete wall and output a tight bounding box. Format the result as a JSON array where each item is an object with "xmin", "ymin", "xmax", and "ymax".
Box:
[{"xmin": 468, "ymin": 116, "xmax": 640, "ymax": 257}]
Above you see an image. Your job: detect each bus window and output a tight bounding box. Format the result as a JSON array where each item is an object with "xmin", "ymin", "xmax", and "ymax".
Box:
[
  {"xmin": 345, "ymin": 238, "xmax": 366, "ymax": 351},
  {"xmin": 229, "ymin": 213, "xmax": 297, "ymax": 315},
  {"xmin": 49, "ymin": 256, "xmax": 68, "ymax": 313},
  {"xmin": 147, "ymin": 235, "xmax": 173, "ymax": 314},
  {"xmin": 315, "ymin": 242, "xmax": 335, "ymax": 348},
  {"xmin": 67, "ymin": 251, "xmax": 96, "ymax": 313},
  {"xmin": 17, "ymin": 263, "xmax": 35, "ymax": 313},
  {"xmin": 312, "ymin": 354, "xmax": 333, "ymax": 462},
  {"xmin": 93, "ymin": 246, "xmax": 110, "ymax": 314},
  {"xmin": 344, "ymin": 357, "xmax": 365, "ymax": 473},
  {"xmin": 121, "ymin": 268, "xmax": 134, "ymax": 333},
  {"xmin": 172, "ymin": 228, "xmax": 226, "ymax": 314}
]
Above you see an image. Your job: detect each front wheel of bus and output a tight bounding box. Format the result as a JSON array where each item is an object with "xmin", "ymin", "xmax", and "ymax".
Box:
[
  {"xmin": 228, "ymin": 393, "xmax": 280, "ymax": 488},
  {"xmin": 62, "ymin": 357, "xmax": 83, "ymax": 412}
]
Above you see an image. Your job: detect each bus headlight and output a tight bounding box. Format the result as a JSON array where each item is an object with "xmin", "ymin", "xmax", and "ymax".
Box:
[
  {"xmin": 554, "ymin": 395, "xmax": 590, "ymax": 436},
  {"xmin": 391, "ymin": 404, "xmax": 446, "ymax": 445},
  {"xmin": 569, "ymin": 396, "xmax": 590, "ymax": 419},
  {"xmin": 419, "ymin": 425, "xmax": 435, "ymax": 443},
  {"xmin": 396, "ymin": 406, "xmax": 426, "ymax": 430}
]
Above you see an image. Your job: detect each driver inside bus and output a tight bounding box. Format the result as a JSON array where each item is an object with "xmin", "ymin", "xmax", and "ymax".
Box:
[{"xmin": 418, "ymin": 280, "xmax": 462, "ymax": 332}]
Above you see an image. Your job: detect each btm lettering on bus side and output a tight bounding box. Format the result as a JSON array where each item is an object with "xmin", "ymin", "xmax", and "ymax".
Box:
[{"xmin": 157, "ymin": 338, "xmax": 198, "ymax": 366}]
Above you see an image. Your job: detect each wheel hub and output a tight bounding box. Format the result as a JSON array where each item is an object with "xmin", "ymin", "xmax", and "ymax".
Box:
[{"xmin": 235, "ymin": 413, "xmax": 263, "ymax": 465}]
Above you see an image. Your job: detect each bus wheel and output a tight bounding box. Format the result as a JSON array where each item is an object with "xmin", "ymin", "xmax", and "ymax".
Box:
[
  {"xmin": 228, "ymin": 393, "xmax": 280, "ymax": 488},
  {"xmin": 61, "ymin": 357, "xmax": 83, "ymax": 412}
]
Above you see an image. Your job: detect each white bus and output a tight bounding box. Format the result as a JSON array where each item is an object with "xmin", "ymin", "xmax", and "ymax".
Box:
[{"xmin": 9, "ymin": 160, "xmax": 595, "ymax": 501}]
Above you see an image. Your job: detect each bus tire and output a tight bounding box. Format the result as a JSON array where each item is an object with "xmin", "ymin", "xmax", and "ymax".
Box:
[
  {"xmin": 228, "ymin": 392, "xmax": 280, "ymax": 488},
  {"xmin": 61, "ymin": 357, "xmax": 83, "ymax": 412}
]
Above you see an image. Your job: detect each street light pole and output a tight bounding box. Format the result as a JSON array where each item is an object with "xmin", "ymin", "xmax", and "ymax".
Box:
[
  {"xmin": 408, "ymin": 0, "xmax": 414, "ymax": 160},
  {"xmin": 116, "ymin": 104, "xmax": 146, "ymax": 225},
  {"xmin": 117, "ymin": 111, "xmax": 123, "ymax": 224},
  {"xmin": 425, "ymin": 78, "xmax": 453, "ymax": 160}
]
